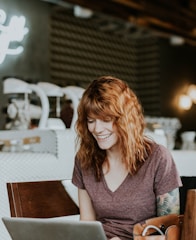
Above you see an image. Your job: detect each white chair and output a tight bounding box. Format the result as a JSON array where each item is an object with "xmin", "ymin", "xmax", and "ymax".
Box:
[
  {"xmin": 171, "ymin": 150, "xmax": 196, "ymax": 214},
  {"xmin": 171, "ymin": 150, "xmax": 196, "ymax": 177}
]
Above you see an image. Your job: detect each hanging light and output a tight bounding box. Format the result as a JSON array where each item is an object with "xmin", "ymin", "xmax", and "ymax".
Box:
[
  {"xmin": 74, "ymin": 5, "xmax": 93, "ymax": 18},
  {"xmin": 187, "ymin": 84, "xmax": 196, "ymax": 104},
  {"xmin": 178, "ymin": 94, "xmax": 192, "ymax": 110}
]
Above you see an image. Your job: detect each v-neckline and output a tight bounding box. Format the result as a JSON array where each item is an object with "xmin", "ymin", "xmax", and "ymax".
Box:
[{"xmin": 102, "ymin": 171, "xmax": 130, "ymax": 194}]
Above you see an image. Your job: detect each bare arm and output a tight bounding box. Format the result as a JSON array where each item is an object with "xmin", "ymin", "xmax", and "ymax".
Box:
[
  {"xmin": 156, "ymin": 188, "xmax": 180, "ymax": 216},
  {"xmin": 78, "ymin": 188, "xmax": 96, "ymax": 221}
]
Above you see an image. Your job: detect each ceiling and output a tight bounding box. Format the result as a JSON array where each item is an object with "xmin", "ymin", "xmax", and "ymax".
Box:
[{"xmin": 43, "ymin": 0, "xmax": 196, "ymax": 46}]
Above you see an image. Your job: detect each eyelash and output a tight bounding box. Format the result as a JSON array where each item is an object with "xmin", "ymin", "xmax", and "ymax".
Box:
[
  {"xmin": 87, "ymin": 118, "xmax": 112, "ymax": 123},
  {"xmin": 87, "ymin": 119, "xmax": 94, "ymax": 124}
]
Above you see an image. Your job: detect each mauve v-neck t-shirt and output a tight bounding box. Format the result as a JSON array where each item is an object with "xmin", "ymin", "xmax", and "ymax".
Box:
[{"xmin": 72, "ymin": 143, "xmax": 182, "ymax": 240}]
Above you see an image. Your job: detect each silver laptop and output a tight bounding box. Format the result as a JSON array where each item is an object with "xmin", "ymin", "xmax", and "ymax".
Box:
[{"xmin": 2, "ymin": 216, "xmax": 107, "ymax": 240}]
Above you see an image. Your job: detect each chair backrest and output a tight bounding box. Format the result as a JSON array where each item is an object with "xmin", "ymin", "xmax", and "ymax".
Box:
[
  {"xmin": 7, "ymin": 180, "xmax": 79, "ymax": 218},
  {"xmin": 181, "ymin": 189, "xmax": 196, "ymax": 240}
]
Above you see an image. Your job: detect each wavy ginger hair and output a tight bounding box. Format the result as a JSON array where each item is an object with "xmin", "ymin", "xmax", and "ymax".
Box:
[{"xmin": 76, "ymin": 76, "xmax": 151, "ymax": 181}]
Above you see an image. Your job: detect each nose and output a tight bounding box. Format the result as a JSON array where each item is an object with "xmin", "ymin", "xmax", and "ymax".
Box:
[{"xmin": 94, "ymin": 119, "xmax": 104, "ymax": 133}]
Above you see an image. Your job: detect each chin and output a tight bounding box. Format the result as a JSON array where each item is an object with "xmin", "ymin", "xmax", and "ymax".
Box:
[{"xmin": 98, "ymin": 143, "xmax": 115, "ymax": 150}]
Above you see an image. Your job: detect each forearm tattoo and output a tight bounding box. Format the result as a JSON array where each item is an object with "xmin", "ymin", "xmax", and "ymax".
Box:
[{"xmin": 156, "ymin": 188, "xmax": 180, "ymax": 216}]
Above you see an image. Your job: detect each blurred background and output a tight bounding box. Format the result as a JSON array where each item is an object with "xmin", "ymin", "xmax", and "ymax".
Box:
[{"xmin": 0, "ymin": 0, "xmax": 196, "ymax": 148}]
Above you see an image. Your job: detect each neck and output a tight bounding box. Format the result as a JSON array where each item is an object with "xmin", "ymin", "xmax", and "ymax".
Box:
[{"xmin": 106, "ymin": 146, "xmax": 122, "ymax": 164}]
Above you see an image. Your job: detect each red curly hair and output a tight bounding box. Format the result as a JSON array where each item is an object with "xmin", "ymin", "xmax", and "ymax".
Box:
[{"xmin": 76, "ymin": 76, "xmax": 152, "ymax": 180}]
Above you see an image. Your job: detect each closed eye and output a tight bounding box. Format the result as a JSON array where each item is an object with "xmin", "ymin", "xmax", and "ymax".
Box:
[{"xmin": 87, "ymin": 118, "xmax": 95, "ymax": 124}]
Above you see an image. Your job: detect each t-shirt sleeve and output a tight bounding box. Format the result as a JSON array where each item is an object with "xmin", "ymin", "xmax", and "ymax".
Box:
[
  {"xmin": 72, "ymin": 156, "xmax": 86, "ymax": 189},
  {"xmin": 153, "ymin": 145, "xmax": 182, "ymax": 196}
]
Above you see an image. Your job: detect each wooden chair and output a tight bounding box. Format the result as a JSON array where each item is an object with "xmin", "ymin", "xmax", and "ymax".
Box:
[
  {"xmin": 181, "ymin": 189, "xmax": 196, "ymax": 240},
  {"xmin": 7, "ymin": 180, "xmax": 79, "ymax": 218}
]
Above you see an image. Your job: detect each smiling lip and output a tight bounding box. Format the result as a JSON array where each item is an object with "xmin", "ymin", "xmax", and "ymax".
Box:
[{"xmin": 96, "ymin": 133, "xmax": 112, "ymax": 140}]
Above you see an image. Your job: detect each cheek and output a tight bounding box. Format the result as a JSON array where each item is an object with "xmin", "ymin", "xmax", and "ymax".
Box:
[
  {"xmin": 87, "ymin": 123, "xmax": 93, "ymax": 133},
  {"xmin": 112, "ymin": 124, "xmax": 118, "ymax": 133},
  {"xmin": 113, "ymin": 134, "xmax": 119, "ymax": 144}
]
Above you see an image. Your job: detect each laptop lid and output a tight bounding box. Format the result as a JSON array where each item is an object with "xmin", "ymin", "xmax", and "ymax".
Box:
[{"xmin": 2, "ymin": 216, "xmax": 107, "ymax": 240}]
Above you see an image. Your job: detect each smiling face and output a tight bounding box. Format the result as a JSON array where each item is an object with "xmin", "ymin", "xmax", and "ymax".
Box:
[{"xmin": 87, "ymin": 117, "xmax": 118, "ymax": 150}]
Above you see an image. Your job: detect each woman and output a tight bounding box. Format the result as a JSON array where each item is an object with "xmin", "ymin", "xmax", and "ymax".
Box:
[{"xmin": 72, "ymin": 76, "xmax": 182, "ymax": 240}]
